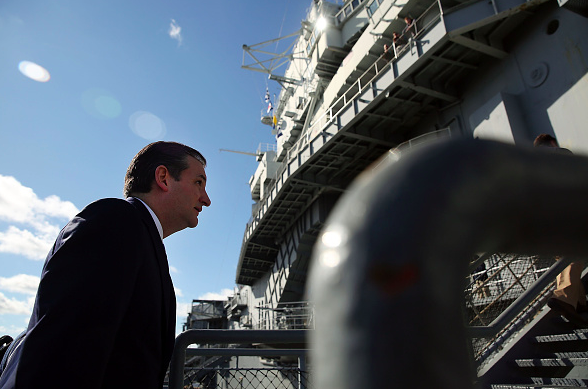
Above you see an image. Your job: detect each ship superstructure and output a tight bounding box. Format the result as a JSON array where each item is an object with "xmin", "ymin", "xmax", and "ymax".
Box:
[
  {"xmin": 231, "ymin": 0, "xmax": 588, "ymax": 332},
  {"xmin": 177, "ymin": 0, "xmax": 588, "ymax": 387}
]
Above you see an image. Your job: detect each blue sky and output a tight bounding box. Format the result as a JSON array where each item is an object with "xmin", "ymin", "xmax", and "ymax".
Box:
[{"xmin": 0, "ymin": 0, "xmax": 311, "ymax": 337}]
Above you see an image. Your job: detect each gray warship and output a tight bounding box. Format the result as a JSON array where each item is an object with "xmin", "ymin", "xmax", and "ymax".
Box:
[{"xmin": 175, "ymin": 0, "xmax": 588, "ymax": 388}]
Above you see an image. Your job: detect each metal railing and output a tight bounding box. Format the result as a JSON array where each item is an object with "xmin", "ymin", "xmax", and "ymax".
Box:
[
  {"xmin": 303, "ymin": 0, "xmax": 442, "ymax": 140},
  {"xmin": 244, "ymin": 0, "xmax": 444, "ymax": 239},
  {"xmin": 465, "ymin": 253, "xmax": 576, "ymax": 364},
  {"xmin": 183, "ymin": 366, "xmax": 310, "ymax": 389},
  {"xmin": 169, "ymin": 330, "xmax": 310, "ymax": 389},
  {"xmin": 334, "ymin": 0, "xmax": 370, "ymax": 25},
  {"xmin": 371, "ymin": 128, "xmax": 453, "ymax": 171},
  {"xmin": 308, "ymin": 138, "xmax": 588, "ymax": 388},
  {"xmin": 256, "ymin": 301, "xmax": 315, "ymax": 330}
]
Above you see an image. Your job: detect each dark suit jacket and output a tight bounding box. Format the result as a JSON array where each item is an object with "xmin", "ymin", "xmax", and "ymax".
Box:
[{"xmin": 0, "ymin": 198, "xmax": 176, "ymax": 388}]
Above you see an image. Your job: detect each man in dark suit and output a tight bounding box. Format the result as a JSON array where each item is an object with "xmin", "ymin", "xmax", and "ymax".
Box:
[{"xmin": 0, "ymin": 141, "xmax": 211, "ymax": 388}]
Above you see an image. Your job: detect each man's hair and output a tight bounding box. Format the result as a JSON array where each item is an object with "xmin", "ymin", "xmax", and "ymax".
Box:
[
  {"xmin": 123, "ymin": 141, "xmax": 206, "ymax": 198},
  {"xmin": 533, "ymin": 134, "xmax": 558, "ymax": 147}
]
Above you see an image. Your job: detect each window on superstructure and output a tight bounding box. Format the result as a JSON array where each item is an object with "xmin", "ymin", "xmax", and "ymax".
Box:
[
  {"xmin": 306, "ymin": 32, "xmax": 317, "ymax": 57},
  {"xmin": 367, "ymin": 0, "xmax": 380, "ymax": 17},
  {"xmin": 343, "ymin": 4, "xmax": 352, "ymax": 16},
  {"xmin": 336, "ymin": 0, "xmax": 367, "ymax": 22},
  {"xmin": 297, "ymin": 97, "xmax": 306, "ymax": 109},
  {"xmin": 305, "ymin": 17, "xmax": 328, "ymax": 57}
]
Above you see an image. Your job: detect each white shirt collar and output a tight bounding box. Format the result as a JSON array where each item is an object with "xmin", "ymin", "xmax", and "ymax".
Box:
[{"xmin": 133, "ymin": 197, "xmax": 163, "ymax": 240}]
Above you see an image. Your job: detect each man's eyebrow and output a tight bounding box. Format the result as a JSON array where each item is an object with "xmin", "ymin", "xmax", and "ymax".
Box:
[{"xmin": 197, "ymin": 174, "xmax": 207, "ymax": 183}]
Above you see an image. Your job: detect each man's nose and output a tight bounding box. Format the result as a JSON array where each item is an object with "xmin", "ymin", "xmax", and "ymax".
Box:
[{"xmin": 201, "ymin": 191, "xmax": 211, "ymax": 207}]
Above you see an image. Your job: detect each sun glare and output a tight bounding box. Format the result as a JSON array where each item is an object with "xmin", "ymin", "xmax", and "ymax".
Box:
[
  {"xmin": 316, "ymin": 16, "xmax": 327, "ymax": 31},
  {"xmin": 18, "ymin": 61, "xmax": 51, "ymax": 82}
]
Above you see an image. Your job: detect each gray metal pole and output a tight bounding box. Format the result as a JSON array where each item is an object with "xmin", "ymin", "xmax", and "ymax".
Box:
[
  {"xmin": 308, "ymin": 138, "xmax": 588, "ymax": 389},
  {"xmin": 298, "ymin": 354, "xmax": 307, "ymax": 389}
]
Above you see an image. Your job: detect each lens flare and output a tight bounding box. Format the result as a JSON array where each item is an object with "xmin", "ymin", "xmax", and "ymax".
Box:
[
  {"xmin": 129, "ymin": 111, "xmax": 167, "ymax": 140},
  {"xmin": 81, "ymin": 88, "xmax": 122, "ymax": 119},
  {"xmin": 18, "ymin": 61, "xmax": 50, "ymax": 82}
]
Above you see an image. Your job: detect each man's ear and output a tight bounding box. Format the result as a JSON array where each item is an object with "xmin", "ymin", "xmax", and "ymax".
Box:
[{"xmin": 154, "ymin": 165, "xmax": 171, "ymax": 192}]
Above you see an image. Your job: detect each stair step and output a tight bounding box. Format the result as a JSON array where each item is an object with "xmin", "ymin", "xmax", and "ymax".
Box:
[
  {"xmin": 535, "ymin": 330, "xmax": 588, "ymax": 343},
  {"xmin": 492, "ymin": 385, "xmax": 582, "ymax": 389},
  {"xmin": 532, "ymin": 377, "xmax": 588, "ymax": 386},
  {"xmin": 553, "ymin": 352, "xmax": 588, "ymax": 359},
  {"xmin": 515, "ymin": 358, "xmax": 588, "ymax": 367},
  {"xmin": 492, "ymin": 378, "xmax": 588, "ymax": 388}
]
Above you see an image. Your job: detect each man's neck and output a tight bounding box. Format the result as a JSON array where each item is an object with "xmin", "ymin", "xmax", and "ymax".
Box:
[{"xmin": 131, "ymin": 195, "xmax": 164, "ymax": 240}]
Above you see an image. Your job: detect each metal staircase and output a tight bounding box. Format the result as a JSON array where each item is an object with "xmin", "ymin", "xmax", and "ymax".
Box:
[
  {"xmin": 307, "ymin": 138, "xmax": 588, "ymax": 389},
  {"xmin": 480, "ymin": 275, "xmax": 588, "ymax": 388}
]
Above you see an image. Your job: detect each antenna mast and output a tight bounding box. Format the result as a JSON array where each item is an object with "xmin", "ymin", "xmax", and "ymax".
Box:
[{"xmin": 219, "ymin": 149, "xmax": 263, "ymax": 159}]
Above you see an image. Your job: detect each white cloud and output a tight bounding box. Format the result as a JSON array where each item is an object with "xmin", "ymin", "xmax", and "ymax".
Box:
[
  {"xmin": 198, "ymin": 288, "xmax": 234, "ymax": 301},
  {"xmin": 168, "ymin": 19, "xmax": 182, "ymax": 46},
  {"xmin": 176, "ymin": 301, "xmax": 191, "ymax": 318},
  {"xmin": 0, "ymin": 274, "xmax": 40, "ymax": 295},
  {"xmin": 0, "ymin": 176, "xmax": 78, "ymax": 224},
  {"xmin": 0, "ymin": 292, "xmax": 34, "ymax": 315},
  {"xmin": 0, "ymin": 323, "xmax": 27, "ymax": 339},
  {"xmin": 0, "ymin": 226, "xmax": 55, "ymax": 260},
  {"xmin": 0, "ymin": 274, "xmax": 38, "ymax": 316},
  {"xmin": 169, "ymin": 265, "xmax": 178, "ymax": 273},
  {"xmin": 0, "ymin": 175, "xmax": 78, "ymax": 260},
  {"xmin": 174, "ymin": 287, "xmax": 183, "ymax": 297},
  {"xmin": 40, "ymin": 195, "xmax": 79, "ymax": 219}
]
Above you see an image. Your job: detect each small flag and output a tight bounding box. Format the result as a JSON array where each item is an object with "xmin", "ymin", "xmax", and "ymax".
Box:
[
  {"xmin": 264, "ymin": 88, "xmax": 270, "ymax": 103},
  {"xmin": 272, "ymin": 115, "xmax": 277, "ymax": 129},
  {"xmin": 267, "ymin": 102, "xmax": 273, "ymax": 114}
]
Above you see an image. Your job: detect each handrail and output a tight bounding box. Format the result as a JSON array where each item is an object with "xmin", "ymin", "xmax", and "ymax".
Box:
[
  {"xmin": 334, "ymin": 0, "xmax": 369, "ymax": 25},
  {"xmin": 466, "ymin": 252, "xmax": 549, "ymax": 332},
  {"xmin": 306, "ymin": 0, "xmax": 442, "ymax": 135},
  {"xmin": 308, "ymin": 138, "xmax": 588, "ymax": 389},
  {"xmin": 470, "ymin": 255, "xmax": 577, "ymax": 366},
  {"xmin": 468, "ymin": 255, "xmax": 573, "ymax": 338},
  {"xmin": 169, "ymin": 329, "xmax": 309, "ymax": 389}
]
